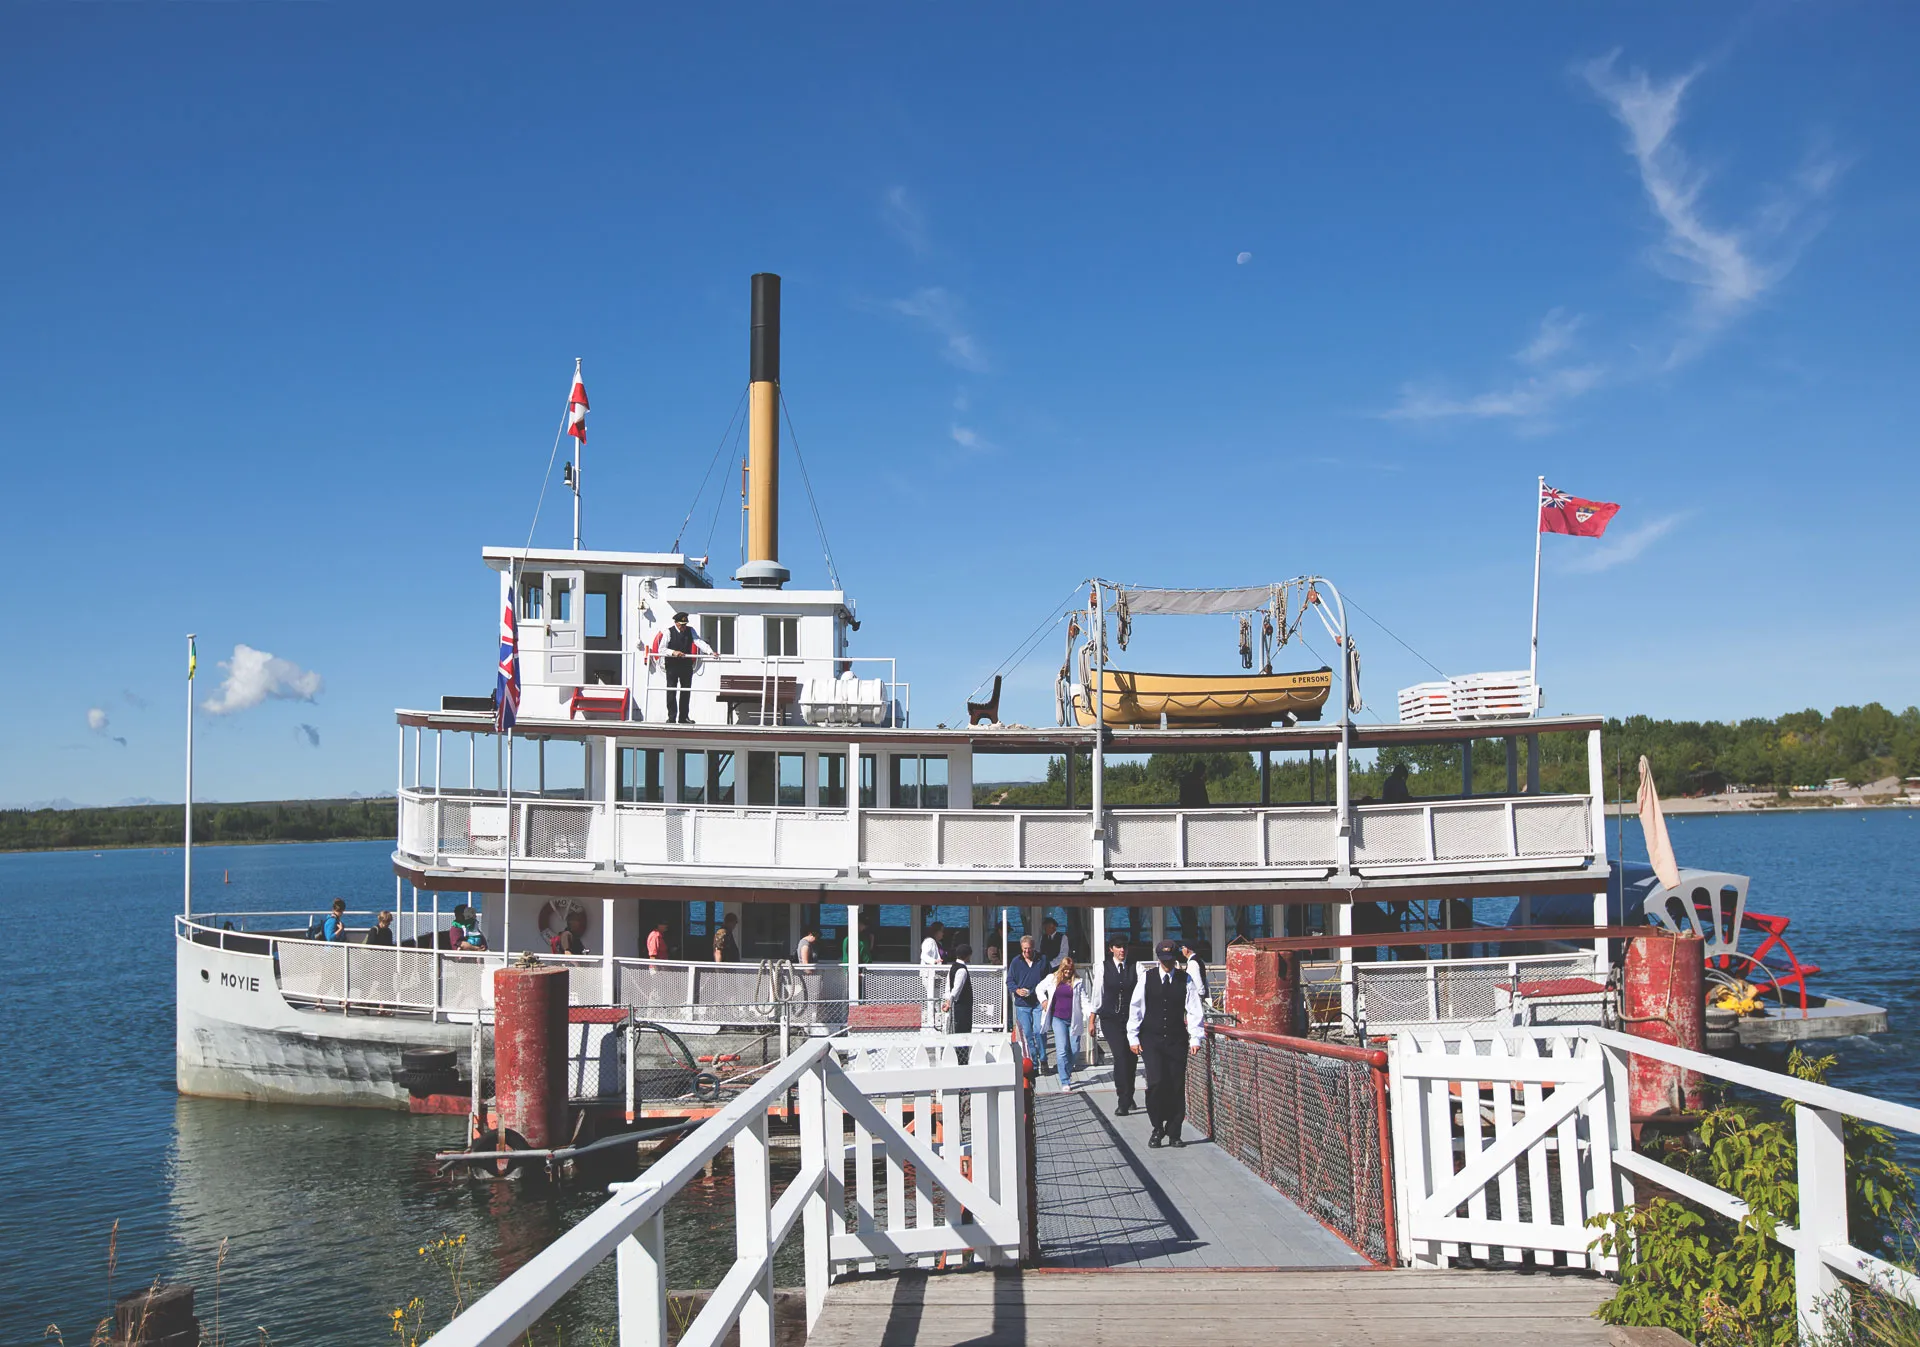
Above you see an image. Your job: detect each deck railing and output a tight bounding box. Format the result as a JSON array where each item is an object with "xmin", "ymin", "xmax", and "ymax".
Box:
[
  {"xmin": 424, "ymin": 1034, "xmax": 1023, "ymax": 1347},
  {"xmin": 178, "ymin": 917, "xmax": 1006, "ymax": 1029},
  {"xmin": 1387, "ymin": 1025, "xmax": 1920, "ymax": 1340},
  {"xmin": 397, "ymin": 790, "xmax": 1597, "ymax": 881}
]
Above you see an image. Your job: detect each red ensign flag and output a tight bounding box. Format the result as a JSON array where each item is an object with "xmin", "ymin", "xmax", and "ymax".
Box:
[
  {"xmin": 567, "ymin": 363, "xmax": 589, "ymax": 443},
  {"xmin": 1539, "ymin": 483, "xmax": 1619, "ymax": 538}
]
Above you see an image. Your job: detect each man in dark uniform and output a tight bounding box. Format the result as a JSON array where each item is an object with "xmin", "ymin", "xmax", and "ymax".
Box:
[
  {"xmin": 1126, "ymin": 939, "xmax": 1205, "ymax": 1147},
  {"xmin": 941, "ymin": 942, "xmax": 974, "ymax": 1064},
  {"xmin": 1088, "ymin": 932, "xmax": 1140, "ymax": 1115},
  {"xmin": 655, "ymin": 612, "xmax": 703, "ymax": 723}
]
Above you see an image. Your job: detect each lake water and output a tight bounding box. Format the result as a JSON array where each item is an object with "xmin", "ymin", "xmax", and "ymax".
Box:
[{"xmin": 3, "ymin": 813, "xmax": 1917, "ymax": 1342}]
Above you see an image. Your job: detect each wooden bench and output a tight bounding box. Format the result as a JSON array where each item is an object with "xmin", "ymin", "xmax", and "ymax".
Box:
[{"xmin": 715, "ymin": 674, "xmax": 800, "ymax": 724}]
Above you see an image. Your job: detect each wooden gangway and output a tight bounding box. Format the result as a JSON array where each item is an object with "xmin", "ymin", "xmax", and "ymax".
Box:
[{"xmin": 808, "ymin": 1268, "xmax": 1618, "ymax": 1347}]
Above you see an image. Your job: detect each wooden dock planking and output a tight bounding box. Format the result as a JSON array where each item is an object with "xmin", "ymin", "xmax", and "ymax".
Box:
[
  {"xmin": 807, "ymin": 1269, "xmax": 1618, "ymax": 1347},
  {"xmin": 1033, "ymin": 1088, "xmax": 1369, "ymax": 1269}
]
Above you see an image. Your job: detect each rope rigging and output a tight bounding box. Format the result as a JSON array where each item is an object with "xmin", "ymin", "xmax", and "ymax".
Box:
[
  {"xmin": 670, "ymin": 385, "xmax": 750, "ymax": 556},
  {"xmin": 961, "ymin": 584, "xmax": 1086, "ymax": 723},
  {"xmin": 778, "ymin": 389, "xmax": 843, "ymax": 592}
]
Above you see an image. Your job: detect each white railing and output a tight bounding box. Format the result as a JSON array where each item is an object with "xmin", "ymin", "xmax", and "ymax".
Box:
[
  {"xmin": 1388, "ymin": 1025, "xmax": 1920, "ymax": 1341},
  {"xmin": 398, "ymin": 792, "xmax": 1597, "ymax": 881},
  {"xmin": 1352, "ymin": 796, "xmax": 1591, "ymax": 872},
  {"xmin": 1355, "ymin": 952, "xmax": 1598, "ymax": 1034},
  {"xmin": 180, "ymin": 918, "xmax": 1005, "ymax": 1029},
  {"xmin": 425, "ymin": 1033, "xmax": 1023, "ymax": 1347}
]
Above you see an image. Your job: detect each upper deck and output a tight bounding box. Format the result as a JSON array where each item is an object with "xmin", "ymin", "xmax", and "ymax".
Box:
[{"xmin": 389, "ymin": 708, "xmax": 1609, "ymax": 902}]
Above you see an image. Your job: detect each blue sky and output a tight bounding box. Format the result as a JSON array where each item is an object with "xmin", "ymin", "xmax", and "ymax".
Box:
[{"xmin": 3, "ymin": 5, "xmax": 1916, "ymax": 805}]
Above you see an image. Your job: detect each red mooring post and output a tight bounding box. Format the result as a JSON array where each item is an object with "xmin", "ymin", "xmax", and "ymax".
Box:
[
  {"xmin": 1224, "ymin": 943, "xmax": 1299, "ymax": 1037},
  {"xmin": 493, "ymin": 964, "xmax": 570, "ymax": 1147},
  {"xmin": 1622, "ymin": 931, "xmax": 1706, "ymax": 1117}
]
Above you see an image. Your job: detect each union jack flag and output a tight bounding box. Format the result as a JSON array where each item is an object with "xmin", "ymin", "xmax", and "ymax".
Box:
[
  {"xmin": 1540, "ymin": 484, "xmax": 1571, "ymax": 509},
  {"xmin": 1539, "ymin": 481, "xmax": 1619, "ymax": 538},
  {"xmin": 495, "ymin": 598, "xmax": 521, "ymax": 733}
]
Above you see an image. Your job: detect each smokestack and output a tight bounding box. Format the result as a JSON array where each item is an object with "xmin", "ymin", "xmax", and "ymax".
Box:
[{"xmin": 735, "ymin": 272, "xmax": 790, "ymax": 588}]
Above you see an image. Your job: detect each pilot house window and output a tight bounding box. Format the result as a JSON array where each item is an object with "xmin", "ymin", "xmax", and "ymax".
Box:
[
  {"xmin": 765, "ymin": 616, "xmax": 799, "ymax": 658},
  {"xmin": 520, "ymin": 574, "xmax": 544, "ymax": 620},
  {"xmin": 700, "ymin": 615, "xmax": 736, "ymax": 656}
]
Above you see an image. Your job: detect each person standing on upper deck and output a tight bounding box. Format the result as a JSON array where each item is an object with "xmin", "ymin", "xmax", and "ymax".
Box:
[
  {"xmin": 322, "ymin": 899, "xmax": 349, "ymax": 941},
  {"xmin": 1007, "ymin": 935, "xmax": 1050, "ymax": 1069},
  {"xmin": 1089, "ymin": 933, "xmax": 1140, "ymax": 1115},
  {"xmin": 647, "ymin": 922, "xmax": 669, "ymax": 960},
  {"xmin": 713, "ymin": 911, "xmax": 741, "ymax": 962},
  {"xmin": 648, "ymin": 612, "xmax": 710, "ymax": 724},
  {"xmin": 796, "ymin": 927, "xmax": 819, "ymax": 965},
  {"xmin": 1128, "ymin": 939, "xmax": 1206, "ymax": 1148}
]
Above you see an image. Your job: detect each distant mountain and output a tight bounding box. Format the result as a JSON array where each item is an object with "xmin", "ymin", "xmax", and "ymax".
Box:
[
  {"xmin": 1, "ymin": 797, "xmax": 87, "ymax": 811},
  {"xmin": 114, "ymin": 796, "xmax": 165, "ymax": 807}
]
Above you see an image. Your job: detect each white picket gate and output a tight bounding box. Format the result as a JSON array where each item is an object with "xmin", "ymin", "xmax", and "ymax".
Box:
[{"xmin": 1388, "ymin": 1030, "xmax": 1619, "ymax": 1271}]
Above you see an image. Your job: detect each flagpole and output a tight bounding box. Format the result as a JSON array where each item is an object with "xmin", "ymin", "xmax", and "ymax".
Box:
[
  {"xmin": 1529, "ymin": 475, "xmax": 1543, "ymax": 712},
  {"xmin": 184, "ymin": 633, "xmax": 195, "ymax": 918},
  {"xmin": 571, "ymin": 357, "xmax": 583, "ymax": 551}
]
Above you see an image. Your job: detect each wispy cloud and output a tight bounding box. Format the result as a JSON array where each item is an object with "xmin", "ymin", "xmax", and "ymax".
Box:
[
  {"xmin": 1580, "ymin": 52, "xmax": 1839, "ymax": 359},
  {"xmin": 1383, "ymin": 361, "xmax": 1603, "ymax": 424},
  {"xmin": 887, "ymin": 287, "xmax": 989, "ymax": 373},
  {"xmin": 1516, "ymin": 309, "xmax": 1583, "ymax": 367},
  {"xmin": 122, "ymin": 689, "xmax": 148, "ymax": 710},
  {"xmin": 949, "ymin": 424, "xmax": 996, "ymax": 454},
  {"xmin": 296, "ymin": 723, "xmax": 321, "ymax": 747},
  {"xmin": 202, "ymin": 644, "xmax": 323, "ymax": 715},
  {"xmin": 881, "ymin": 185, "xmax": 930, "ymax": 257},
  {"xmin": 86, "ymin": 706, "xmax": 127, "ymax": 747},
  {"xmin": 1560, "ymin": 511, "xmax": 1691, "ymax": 573}
]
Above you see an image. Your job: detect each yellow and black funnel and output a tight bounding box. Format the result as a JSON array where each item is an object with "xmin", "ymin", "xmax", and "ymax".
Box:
[{"xmin": 734, "ymin": 272, "xmax": 791, "ymax": 588}]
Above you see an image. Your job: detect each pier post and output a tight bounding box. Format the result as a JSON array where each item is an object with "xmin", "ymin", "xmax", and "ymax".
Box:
[
  {"xmin": 1622, "ymin": 932, "xmax": 1705, "ymax": 1116},
  {"xmin": 494, "ymin": 963, "xmax": 571, "ymax": 1148},
  {"xmin": 1224, "ymin": 943, "xmax": 1297, "ymax": 1036}
]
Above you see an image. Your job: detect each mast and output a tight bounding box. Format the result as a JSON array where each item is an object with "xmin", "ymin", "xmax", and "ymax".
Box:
[
  {"xmin": 1529, "ymin": 474, "xmax": 1543, "ymax": 710},
  {"xmin": 184, "ymin": 632, "xmax": 196, "ymax": 917}
]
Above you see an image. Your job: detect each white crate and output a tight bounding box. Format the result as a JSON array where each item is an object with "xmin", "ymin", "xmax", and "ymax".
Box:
[
  {"xmin": 1398, "ymin": 671, "xmax": 1535, "ymax": 723},
  {"xmin": 1398, "ymin": 681, "xmax": 1454, "ymax": 723}
]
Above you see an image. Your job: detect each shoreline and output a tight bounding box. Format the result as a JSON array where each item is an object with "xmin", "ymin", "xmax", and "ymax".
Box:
[
  {"xmin": 0, "ymin": 835, "xmax": 394, "ymax": 858},
  {"xmin": 1604, "ymin": 799, "xmax": 1920, "ymax": 818}
]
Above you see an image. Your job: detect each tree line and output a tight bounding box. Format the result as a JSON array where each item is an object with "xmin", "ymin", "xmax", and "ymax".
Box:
[
  {"xmin": 978, "ymin": 703, "xmax": 1920, "ymax": 807},
  {"xmin": 0, "ymin": 798, "xmax": 399, "ymax": 852}
]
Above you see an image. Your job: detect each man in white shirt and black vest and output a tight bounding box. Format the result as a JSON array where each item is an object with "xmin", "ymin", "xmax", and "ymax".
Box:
[
  {"xmin": 1126, "ymin": 939, "xmax": 1206, "ymax": 1148},
  {"xmin": 1087, "ymin": 933, "xmax": 1140, "ymax": 1116}
]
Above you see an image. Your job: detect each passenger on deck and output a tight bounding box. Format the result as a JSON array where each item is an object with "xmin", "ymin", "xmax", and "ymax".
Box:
[
  {"xmin": 713, "ymin": 911, "xmax": 741, "ymax": 962},
  {"xmin": 920, "ymin": 921, "xmax": 947, "ymax": 1026},
  {"xmin": 796, "ymin": 927, "xmax": 819, "ymax": 965},
  {"xmin": 450, "ymin": 904, "xmax": 487, "ymax": 951},
  {"xmin": 366, "ymin": 911, "xmax": 396, "ymax": 947},
  {"xmin": 1007, "ymin": 935, "xmax": 1050, "ymax": 1070},
  {"xmin": 1037, "ymin": 957, "xmax": 1088, "ymax": 1092},
  {"xmin": 1128, "ymin": 939, "xmax": 1206, "ymax": 1148},
  {"xmin": 557, "ymin": 910, "xmax": 588, "ymax": 955},
  {"xmin": 1180, "ymin": 942, "xmax": 1207, "ymax": 1002},
  {"xmin": 1382, "ymin": 764, "xmax": 1412, "ymax": 803},
  {"xmin": 1089, "ymin": 933, "xmax": 1140, "ymax": 1115},
  {"xmin": 649, "ymin": 612, "xmax": 711, "ymax": 724},
  {"xmin": 1039, "ymin": 917, "xmax": 1064, "ymax": 970},
  {"xmin": 322, "ymin": 899, "xmax": 349, "ymax": 941},
  {"xmin": 942, "ymin": 942, "xmax": 974, "ymax": 1062},
  {"xmin": 647, "ymin": 922, "xmax": 669, "ymax": 960}
]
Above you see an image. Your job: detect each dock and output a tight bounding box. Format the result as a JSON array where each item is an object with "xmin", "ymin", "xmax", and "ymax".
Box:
[{"xmin": 807, "ymin": 1078, "xmax": 1613, "ymax": 1345}]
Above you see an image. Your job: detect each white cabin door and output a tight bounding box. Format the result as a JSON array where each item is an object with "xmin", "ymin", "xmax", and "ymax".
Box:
[{"xmin": 545, "ymin": 571, "xmax": 583, "ymax": 686}]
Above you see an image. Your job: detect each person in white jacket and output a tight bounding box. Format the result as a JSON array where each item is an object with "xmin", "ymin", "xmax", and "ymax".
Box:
[{"xmin": 1035, "ymin": 957, "xmax": 1090, "ymax": 1091}]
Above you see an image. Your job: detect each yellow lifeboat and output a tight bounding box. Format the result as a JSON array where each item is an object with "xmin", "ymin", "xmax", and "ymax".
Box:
[{"xmin": 1072, "ymin": 666, "xmax": 1333, "ymax": 728}]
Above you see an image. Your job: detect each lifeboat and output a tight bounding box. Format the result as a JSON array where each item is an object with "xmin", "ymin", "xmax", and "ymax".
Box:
[{"xmin": 1072, "ymin": 666, "xmax": 1333, "ymax": 728}]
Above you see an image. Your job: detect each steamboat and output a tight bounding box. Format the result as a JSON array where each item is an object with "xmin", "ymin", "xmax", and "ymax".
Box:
[{"xmin": 174, "ymin": 274, "xmax": 1886, "ymax": 1111}]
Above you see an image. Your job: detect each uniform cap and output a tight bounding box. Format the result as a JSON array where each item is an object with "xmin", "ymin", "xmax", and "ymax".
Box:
[{"xmin": 1155, "ymin": 940, "xmax": 1179, "ymax": 960}]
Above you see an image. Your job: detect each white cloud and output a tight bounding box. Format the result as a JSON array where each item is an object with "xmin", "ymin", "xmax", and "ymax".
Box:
[
  {"xmin": 949, "ymin": 424, "xmax": 995, "ymax": 453},
  {"xmin": 1383, "ymin": 363, "xmax": 1604, "ymax": 423},
  {"xmin": 1580, "ymin": 52, "xmax": 1838, "ymax": 358},
  {"xmin": 1235, "ymin": 251, "xmax": 1253, "ymax": 265},
  {"xmin": 202, "ymin": 644, "xmax": 324, "ymax": 715},
  {"xmin": 296, "ymin": 723, "xmax": 321, "ymax": 747},
  {"xmin": 1560, "ymin": 512, "xmax": 1691, "ymax": 573},
  {"xmin": 87, "ymin": 707, "xmax": 109, "ymax": 732},
  {"xmin": 882, "ymin": 185, "xmax": 930, "ymax": 256},
  {"xmin": 1516, "ymin": 309, "xmax": 1583, "ymax": 366},
  {"xmin": 887, "ymin": 287, "xmax": 989, "ymax": 373}
]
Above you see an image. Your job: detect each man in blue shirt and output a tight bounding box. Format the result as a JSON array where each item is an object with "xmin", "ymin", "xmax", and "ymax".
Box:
[
  {"xmin": 1006, "ymin": 934, "xmax": 1050, "ymax": 1069},
  {"xmin": 322, "ymin": 899, "xmax": 349, "ymax": 941}
]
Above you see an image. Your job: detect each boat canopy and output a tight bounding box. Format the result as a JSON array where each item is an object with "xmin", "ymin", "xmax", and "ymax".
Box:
[{"xmin": 1107, "ymin": 584, "xmax": 1285, "ymax": 616}]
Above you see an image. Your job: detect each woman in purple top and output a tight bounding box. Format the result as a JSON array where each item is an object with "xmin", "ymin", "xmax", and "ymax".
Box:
[{"xmin": 1035, "ymin": 958, "xmax": 1088, "ymax": 1090}]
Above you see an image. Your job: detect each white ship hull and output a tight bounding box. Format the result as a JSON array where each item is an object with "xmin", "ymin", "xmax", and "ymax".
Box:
[{"xmin": 175, "ymin": 933, "xmax": 477, "ymax": 1110}]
